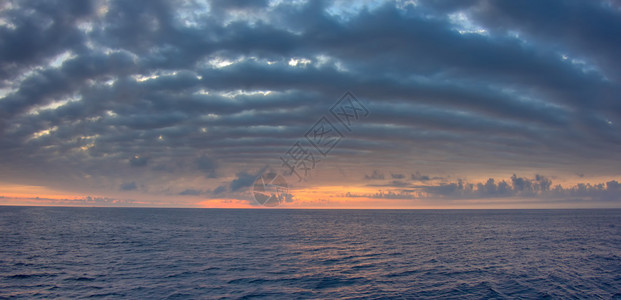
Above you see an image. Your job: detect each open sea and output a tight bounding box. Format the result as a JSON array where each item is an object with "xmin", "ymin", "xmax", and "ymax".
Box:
[{"xmin": 0, "ymin": 207, "xmax": 619, "ymax": 299}]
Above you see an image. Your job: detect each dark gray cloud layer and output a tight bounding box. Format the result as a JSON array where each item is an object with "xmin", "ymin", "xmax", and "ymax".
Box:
[{"xmin": 0, "ymin": 0, "xmax": 620, "ymax": 204}]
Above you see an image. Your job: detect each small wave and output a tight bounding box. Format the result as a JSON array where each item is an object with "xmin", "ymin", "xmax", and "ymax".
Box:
[
  {"xmin": 384, "ymin": 269, "xmax": 420, "ymax": 278},
  {"xmin": 63, "ymin": 276, "xmax": 96, "ymax": 282},
  {"xmin": 314, "ymin": 276, "xmax": 367, "ymax": 290},
  {"xmin": 6, "ymin": 273, "xmax": 56, "ymax": 279},
  {"xmin": 86, "ymin": 292, "xmax": 126, "ymax": 298}
]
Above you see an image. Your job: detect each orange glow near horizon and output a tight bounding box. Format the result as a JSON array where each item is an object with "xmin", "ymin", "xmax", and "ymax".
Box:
[
  {"xmin": 195, "ymin": 199, "xmax": 258, "ymax": 209},
  {"xmin": 0, "ymin": 184, "xmax": 77, "ymax": 199},
  {"xmin": 276, "ymin": 185, "xmax": 422, "ymax": 209},
  {"xmin": 1, "ymin": 180, "xmax": 619, "ymax": 209},
  {"xmin": 0, "ymin": 184, "xmax": 87, "ymax": 206}
]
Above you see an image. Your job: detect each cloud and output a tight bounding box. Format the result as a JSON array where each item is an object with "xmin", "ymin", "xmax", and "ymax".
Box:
[
  {"xmin": 346, "ymin": 190, "xmax": 416, "ymax": 200},
  {"xmin": 364, "ymin": 171, "xmax": 443, "ymax": 185},
  {"xmin": 230, "ymin": 166, "xmax": 269, "ymax": 192},
  {"xmin": 130, "ymin": 154, "xmax": 148, "ymax": 167},
  {"xmin": 365, "ymin": 170, "xmax": 385, "ymax": 180},
  {"xmin": 0, "ymin": 0, "xmax": 619, "ymax": 207},
  {"xmin": 212, "ymin": 185, "xmax": 226, "ymax": 195},
  {"xmin": 120, "ymin": 181, "xmax": 137, "ymax": 191},
  {"xmin": 467, "ymin": 0, "xmax": 621, "ymax": 81},
  {"xmin": 209, "ymin": 0, "xmax": 269, "ymax": 11},
  {"xmin": 178, "ymin": 189, "xmax": 201, "ymax": 196},
  {"xmin": 421, "ymin": 175, "xmax": 620, "ymax": 202},
  {"xmin": 196, "ymin": 155, "xmax": 217, "ymax": 178},
  {"xmin": 411, "ymin": 172, "xmax": 431, "ymax": 181},
  {"xmin": 391, "ymin": 173, "xmax": 404, "ymax": 179},
  {"xmin": 230, "ymin": 171, "xmax": 257, "ymax": 192},
  {"xmin": 368, "ymin": 180, "xmax": 412, "ymax": 188},
  {"xmin": 349, "ymin": 174, "xmax": 620, "ymax": 204}
]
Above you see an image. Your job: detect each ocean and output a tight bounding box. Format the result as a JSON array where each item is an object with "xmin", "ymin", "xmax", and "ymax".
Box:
[{"xmin": 0, "ymin": 207, "xmax": 619, "ymax": 299}]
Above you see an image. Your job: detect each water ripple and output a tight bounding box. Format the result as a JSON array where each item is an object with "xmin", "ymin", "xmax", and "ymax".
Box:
[{"xmin": 0, "ymin": 207, "xmax": 619, "ymax": 298}]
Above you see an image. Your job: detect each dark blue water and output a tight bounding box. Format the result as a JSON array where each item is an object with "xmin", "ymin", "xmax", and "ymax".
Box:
[{"xmin": 1, "ymin": 207, "xmax": 620, "ymax": 299}]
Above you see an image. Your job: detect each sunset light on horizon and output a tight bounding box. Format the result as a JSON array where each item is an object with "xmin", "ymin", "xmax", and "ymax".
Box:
[
  {"xmin": 1, "ymin": 0, "xmax": 620, "ymax": 209},
  {"xmin": 1, "ymin": 2, "xmax": 621, "ymax": 298}
]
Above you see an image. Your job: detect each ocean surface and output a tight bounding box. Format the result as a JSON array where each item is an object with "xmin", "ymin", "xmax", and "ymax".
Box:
[{"xmin": 0, "ymin": 207, "xmax": 620, "ymax": 299}]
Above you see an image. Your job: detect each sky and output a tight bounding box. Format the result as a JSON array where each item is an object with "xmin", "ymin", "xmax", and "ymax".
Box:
[{"xmin": 0, "ymin": 0, "xmax": 620, "ymax": 208}]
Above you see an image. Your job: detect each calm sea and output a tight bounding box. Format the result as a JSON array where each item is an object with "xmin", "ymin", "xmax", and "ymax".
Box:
[{"xmin": 0, "ymin": 207, "xmax": 619, "ymax": 299}]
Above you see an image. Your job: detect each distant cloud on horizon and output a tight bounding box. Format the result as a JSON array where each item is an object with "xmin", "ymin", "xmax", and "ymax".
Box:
[
  {"xmin": 0, "ymin": 0, "xmax": 620, "ymax": 207},
  {"xmin": 349, "ymin": 174, "xmax": 621, "ymax": 203}
]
